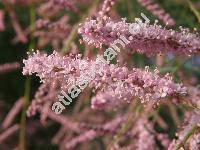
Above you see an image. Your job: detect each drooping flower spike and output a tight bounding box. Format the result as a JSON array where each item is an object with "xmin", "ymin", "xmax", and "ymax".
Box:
[
  {"xmin": 97, "ymin": 0, "xmax": 118, "ymax": 20},
  {"xmin": 137, "ymin": 0, "xmax": 175, "ymax": 26},
  {"xmin": 0, "ymin": 62, "xmax": 20, "ymax": 74}
]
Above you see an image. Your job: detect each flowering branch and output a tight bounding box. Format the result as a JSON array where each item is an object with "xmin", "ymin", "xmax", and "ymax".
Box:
[
  {"xmin": 79, "ymin": 18, "xmax": 200, "ymax": 56},
  {"xmin": 23, "ymin": 51, "xmax": 187, "ymax": 110}
]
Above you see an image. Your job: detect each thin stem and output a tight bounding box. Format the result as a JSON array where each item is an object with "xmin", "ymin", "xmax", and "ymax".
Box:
[
  {"xmin": 187, "ymin": 0, "xmax": 200, "ymax": 23},
  {"xmin": 19, "ymin": 78, "xmax": 30, "ymax": 150},
  {"xmin": 2, "ymin": 0, "xmax": 27, "ymax": 43},
  {"xmin": 19, "ymin": 4, "xmax": 35, "ymax": 150},
  {"xmin": 175, "ymin": 124, "xmax": 200, "ymax": 150}
]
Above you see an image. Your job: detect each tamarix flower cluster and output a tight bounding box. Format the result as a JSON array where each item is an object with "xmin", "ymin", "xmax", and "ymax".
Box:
[
  {"xmin": 79, "ymin": 18, "xmax": 200, "ymax": 56},
  {"xmin": 23, "ymin": 50, "xmax": 187, "ymax": 113}
]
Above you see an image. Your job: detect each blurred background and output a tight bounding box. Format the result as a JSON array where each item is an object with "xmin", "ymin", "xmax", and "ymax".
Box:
[{"xmin": 0, "ymin": 0, "xmax": 199, "ymax": 149}]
